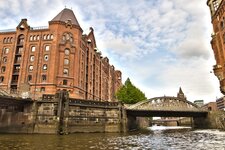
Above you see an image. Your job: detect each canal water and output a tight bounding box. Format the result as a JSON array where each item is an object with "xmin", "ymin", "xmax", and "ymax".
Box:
[{"xmin": 0, "ymin": 127, "xmax": 225, "ymax": 150}]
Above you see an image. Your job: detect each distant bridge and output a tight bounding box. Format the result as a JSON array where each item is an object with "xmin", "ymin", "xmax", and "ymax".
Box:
[{"xmin": 125, "ymin": 96, "xmax": 208, "ymax": 117}]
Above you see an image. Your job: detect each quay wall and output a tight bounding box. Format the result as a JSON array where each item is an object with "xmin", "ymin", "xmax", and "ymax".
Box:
[{"xmin": 0, "ymin": 92, "xmax": 124, "ymax": 134}]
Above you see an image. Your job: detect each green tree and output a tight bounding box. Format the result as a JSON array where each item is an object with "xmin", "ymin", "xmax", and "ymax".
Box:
[{"xmin": 116, "ymin": 78, "xmax": 147, "ymax": 104}]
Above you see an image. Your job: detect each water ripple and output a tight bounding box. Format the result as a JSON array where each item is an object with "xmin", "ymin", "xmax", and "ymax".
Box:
[{"xmin": 0, "ymin": 129, "xmax": 225, "ymax": 149}]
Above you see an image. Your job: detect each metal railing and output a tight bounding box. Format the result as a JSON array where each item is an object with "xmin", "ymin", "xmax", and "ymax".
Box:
[{"xmin": 31, "ymin": 26, "xmax": 48, "ymax": 30}]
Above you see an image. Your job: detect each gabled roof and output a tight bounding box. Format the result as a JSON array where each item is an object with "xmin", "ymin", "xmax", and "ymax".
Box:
[{"xmin": 51, "ymin": 8, "xmax": 80, "ymax": 26}]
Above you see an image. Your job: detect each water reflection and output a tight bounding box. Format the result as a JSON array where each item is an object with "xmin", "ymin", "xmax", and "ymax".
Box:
[{"xmin": 0, "ymin": 127, "xmax": 225, "ymax": 150}]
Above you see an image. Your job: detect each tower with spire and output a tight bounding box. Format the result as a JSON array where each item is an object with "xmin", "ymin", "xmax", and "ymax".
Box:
[{"xmin": 177, "ymin": 87, "xmax": 186, "ymax": 100}]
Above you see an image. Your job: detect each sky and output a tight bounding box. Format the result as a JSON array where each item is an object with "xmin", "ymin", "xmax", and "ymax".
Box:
[{"xmin": 0, "ymin": 0, "xmax": 222, "ymax": 103}]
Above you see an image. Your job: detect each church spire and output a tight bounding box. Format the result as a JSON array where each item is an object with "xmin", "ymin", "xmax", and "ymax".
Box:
[{"xmin": 177, "ymin": 87, "xmax": 186, "ymax": 100}]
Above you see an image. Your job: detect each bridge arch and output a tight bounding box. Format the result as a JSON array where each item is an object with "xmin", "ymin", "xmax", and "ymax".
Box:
[{"xmin": 127, "ymin": 96, "xmax": 202, "ymax": 112}]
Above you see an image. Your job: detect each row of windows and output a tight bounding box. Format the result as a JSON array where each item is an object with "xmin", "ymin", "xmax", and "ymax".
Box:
[
  {"xmin": 2, "ymin": 45, "xmax": 50, "ymax": 56},
  {"xmin": 30, "ymin": 34, "xmax": 53, "ymax": 41},
  {"xmin": 3, "ymin": 37, "xmax": 13, "ymax": 43},
  {"xmin": 29, "ymin": 55, "xmax": 70, "ymax": 65},
  {"xmin": 30, "ymin": 45, "xmax": 50, "ymax": 52},
  {"xmin": 29, "ymin": 64, "xmax": 47, "ymax": 71},
  {"xmin": 62, "ymin": 33, "xmax": 73, "ymax": 43},
  {"xmin": 28, "ymin": 74, "xmax": 47, "ymax": 82},
  {"xmin": 29, "ymin": 55, "xmax": 49, "ymax": 62}
]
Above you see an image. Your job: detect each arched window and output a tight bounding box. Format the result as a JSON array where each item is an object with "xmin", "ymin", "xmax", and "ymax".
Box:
[
  {"xmin": 3, "ymin": 57, "xmax": 7, "ymax": 63},
  {"xmin": 1, "ymin": 66, "xmax": 6, "ymax": 73},
  {"xmin": 3, "ymin": 48, "xmax": 9, "ymax": 54},
  {"xmin": 40, "ymin": 87, "xmax": 45, "ymax": 92},
  {"xmin": 30, "ymin": 55, "xmax": 35, "ymax": 62},
  {"xmin": 31, "ymin": 46, "xmax": 36, "ymax": 52},
  {"xmin": 0, "ymin": 76, "xmax": 4, "ymax": 83},
  {"xmin": 42, "ymin": 75, "xmax": 47, "ymax": 82},
  {"xmin": 43, "ymin": 64, "xmax": 47, "ymax": 70},
  {"xmin": 63, "ymin": 68, "xmax": 69, "ymax": 75},
  {"xmin": 17, "ymin": 34, "xmax": 24, "ymax": 45},
  {"xmin": 3, "ymin": 38, "xmax": 6, "ymax": 43},
  {"xmin": 29, "ymin": 65, "xmax": 33, "ymax": 72},
  {"xmin": 65, "ymin": 48, "xmax": 70, "ymax": 55},
  {"xmin": 45, "ymin": 45, "xmax": 50, "ymax": 51},
  {"xmin": 64, "ymin": 59, "xmax": 69, "ymax": 65},
  {"xmin": 50, "ymin": 34, "xmax": 54, "ymax": 40},
  {"xmin": 47, "ymin": 34, "xmax": 50, "ymax": 40},
  {"xmin": 37, "ymin": 35, "xmax": 40, "ymax": 40},
  {"xmin": 33, "ymin": 35, "xmax": 36, "ymax": 41},
  {"xmin": 28, "ymin": 75, "xmax": 32, "ymax": 82},
  {"xmin": 63, "ymin": 79, "xmax": 68, "ymax": 85}
]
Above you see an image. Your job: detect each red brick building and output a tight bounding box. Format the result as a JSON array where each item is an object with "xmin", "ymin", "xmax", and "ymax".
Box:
[
  {"xmin": 0, "ymin": 8, "xmax": 122, "ymax": 101},
  {"xmin": 207, "ymin": 0, "xmax": 225, "ymax": 93},
  {"xmin": 201, "ymin": 102, "xmax": 218, "ymax": 111}
]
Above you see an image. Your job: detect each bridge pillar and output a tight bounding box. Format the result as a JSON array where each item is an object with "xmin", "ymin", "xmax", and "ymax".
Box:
[{"xmin": 193, "ymin": 117, "xmax": 209, "ymax": 129}]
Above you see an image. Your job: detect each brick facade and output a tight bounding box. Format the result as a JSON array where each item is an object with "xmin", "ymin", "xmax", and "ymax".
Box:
[
  {"xmin": 0, "ymin": 8, "xmax": 122, "ymax": 101},
  {"xmin": 207, "ymin": 0, "xmax": 225, "ymax": 94}
]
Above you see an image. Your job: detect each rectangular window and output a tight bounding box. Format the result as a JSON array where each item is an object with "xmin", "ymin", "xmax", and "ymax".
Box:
[
  {"xmin": 63, "ymin": 80, "xmax": 67, "ymax": 85},
  {"xmin": 40, "ymin": 87, "xmax": 45, "ymax": 92},
  {"xmin": 42, "ymin": 75, "xmax": 47, "ymax": 82},
  {"xmin": 28, "ymin": 75, "xmax": 32, "ymax": 82}
]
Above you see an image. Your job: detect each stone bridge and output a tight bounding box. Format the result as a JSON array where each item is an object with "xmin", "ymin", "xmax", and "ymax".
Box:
[
  {"xmin": 123, "ymin": 96, "xmax": 209, "ymax": 131},
  {"xmin": 126, "ymin": 96, "xmax": 207, "ymax": 117}
]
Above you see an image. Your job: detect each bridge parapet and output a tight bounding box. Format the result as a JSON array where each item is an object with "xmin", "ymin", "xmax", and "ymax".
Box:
[{"xmin": 126, "ymin": 96, "xmax": 207, "ymax": 112}]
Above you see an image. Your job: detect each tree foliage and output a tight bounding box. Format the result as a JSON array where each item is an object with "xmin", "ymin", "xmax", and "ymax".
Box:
[{"xmin": 116, "ymin": 78, "xmax": 147, "ymax": 104}]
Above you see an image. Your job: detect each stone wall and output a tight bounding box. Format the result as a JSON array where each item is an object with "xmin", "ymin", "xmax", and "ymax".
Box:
[
  {"xmin": 0, "ymin": 104, "xmax": 34, "ymax": 133},
  {"xmin": 33, "ymin": 92, "xmax": 123, "ymax": 134},
  {"xmin": 206, "ymin": 111, "xmax": 225, "ymax": 130},
  {"xmin": 65, "ymin": 105, "xmax": 121, "ymax": 133},
  {"xmin": 0, "ymin": 92, "xmax": 124, "ymax": 134}
]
